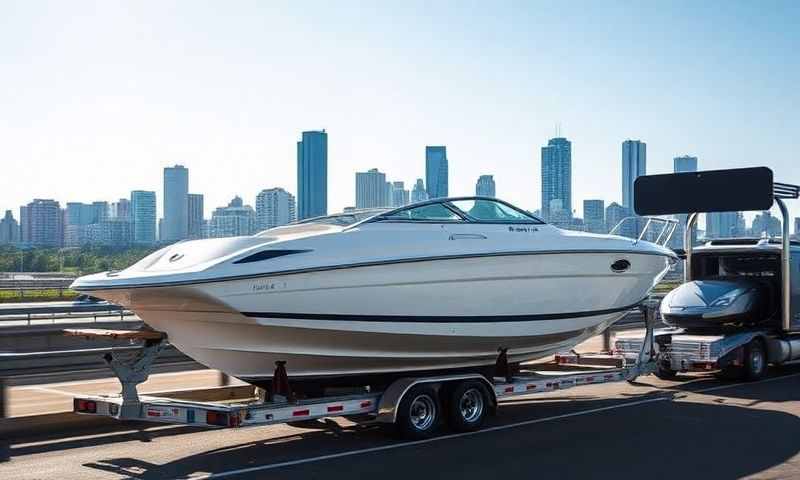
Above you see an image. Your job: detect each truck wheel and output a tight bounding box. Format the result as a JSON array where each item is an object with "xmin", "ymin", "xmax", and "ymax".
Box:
[
  {"xmin": 447, "ymin": 381, "xmax": 489, "ymax": 432},
  {"xmin": 395, "ymin": 385, "xmax": 441, "ymax": 439},
  {"xmin": 654, "ymin": 361, "xmax": 678, "ymax": 380},
  {"xmin": 743, "ymin": 339, "xmax": 768, "ymax": 381}
]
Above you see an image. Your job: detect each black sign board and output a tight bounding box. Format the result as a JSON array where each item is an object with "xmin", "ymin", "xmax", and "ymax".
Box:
[{"xmin": 634, "ymin": 167, "xmax": 774, "ymax": 215}]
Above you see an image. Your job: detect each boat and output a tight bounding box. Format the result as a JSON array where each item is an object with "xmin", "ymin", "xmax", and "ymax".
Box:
[{"xmin": 71, "ymin": 196, "xmax": 676, "ymax": 389}]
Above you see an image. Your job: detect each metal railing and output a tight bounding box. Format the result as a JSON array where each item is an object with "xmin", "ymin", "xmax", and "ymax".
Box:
[
  {"xmin": 0, "ymin": 345, "xmax": 197, "ymax": 379},
  {"xmin": 610, "ymin": 216, "xmax": 678, "ymax": 246},
  {"xmin": 0, "ymin": 302, "xmax": 134, "ymax": 327}
]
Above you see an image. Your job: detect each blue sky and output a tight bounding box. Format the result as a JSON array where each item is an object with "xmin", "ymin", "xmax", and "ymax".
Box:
[{"xmin": 1, "ymin": 1, "xmax": 798, "ymax": 221}]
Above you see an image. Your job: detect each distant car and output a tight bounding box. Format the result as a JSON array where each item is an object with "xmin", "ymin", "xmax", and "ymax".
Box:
[{"xmin": 74, "ymin": 294, "xmax": 103, "ymax": 303}]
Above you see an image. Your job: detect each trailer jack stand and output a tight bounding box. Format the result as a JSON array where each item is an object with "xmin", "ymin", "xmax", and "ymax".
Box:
[
  {"xmin": 271, "ymin": 361, "xmax": 293, "ymax": 402},
  {"xmin": 103, "ymin": 339, "xmax": 166, "ymax": 418},
  {"xmin": 625, "ymin": 299, "xmax": 659, "ymax": 381},
  {"xmin": 495, "ymin": 347, "xmax": 519, "ymax": 383}
]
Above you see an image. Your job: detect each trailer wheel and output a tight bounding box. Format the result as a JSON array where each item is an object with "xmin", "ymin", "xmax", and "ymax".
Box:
[
  {"xmin": 446, "ymin": 381, "xmax": 488, "ymax": 432},
  {"xmin": 395, "ymin": 385, "xmax": 441, "ymax": 439},
  {"xmin": 743, "ymin": 339, "xmax": 767, "ymax": 381}
]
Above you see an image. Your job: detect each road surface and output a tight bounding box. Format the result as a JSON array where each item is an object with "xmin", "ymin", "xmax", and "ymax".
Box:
[{"xmin": 2, "ymin": 366, "xmax": 800, "ymax": 479}]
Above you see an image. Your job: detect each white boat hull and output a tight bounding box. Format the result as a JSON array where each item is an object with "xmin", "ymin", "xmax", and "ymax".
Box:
[{"xmin": 91, "ymin": 251, "xmax": 671, "ymax": 383}]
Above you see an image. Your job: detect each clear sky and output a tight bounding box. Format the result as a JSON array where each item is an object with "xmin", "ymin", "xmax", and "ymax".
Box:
[{"xmin": 1, "ymin": 1, "xmax": 798, "ymax": 222}]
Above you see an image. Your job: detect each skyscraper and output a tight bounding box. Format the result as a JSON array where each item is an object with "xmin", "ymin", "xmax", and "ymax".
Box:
[
  {"xmin": 297, "ymin": 130, "xmax": 328, "ymax": 220},
  {"xmin": 411, "ymin": 178, "xmax": 428, "ymax": 203},
  {"xmin": 671, "ymin": 155, "xmax": 699, "ymax": 248},
  {"xmin": 475, "ymin": 175, "xmax": 496, "ymax": 197},
  {"xmin": 541, "ymin": 137, "xmax": 572, "ymax": 221},
  {"xmin": 130, "ymin": 190, "xmax": 157, "ymax": 245},
  {"xmin": 110, "ymin": 199, "xmax": 130, "ymax": 220},
  {"xmin": 391, "ymin": 181, "xmax": 410, "ymax": 207},
  {"xmin": 85, "ymin": 221, "xmax": 131, "ymax": 247},
  {"xmin": 605, "ymin": 202, "xmax": 631, "ymax": 236},
  {"xmin": 19, "ymin": 206, "xmax": 30, "ymax": 244},
  {"xmin": 621, "ymin": 140, "xmax": 646, "ymax": 212},
  {"xmin": 0, "ymin": 210, "xmax": 19, "ymax": 244},
  {"xmin": 583, "ymin": 200, "xmax": 605, "ymax": 233},
  {"xmin": 208, "ymin": 196, "xmax": 256, "ymax": 238},
  {"xmin": 187, "ymin": 193, "xmax": 204, "ymax": 239},
  {"xmin": 707, "ymin": 211, "xmax": 745, "ymax": 239},
  {"xmin": 795, "ymin": 217, "xmax": 800, "ymax": 236},
  {"xmin": 22, "ymin": 199, "xmax": 62, "ymax": 247},
  {"xmin": 356, "ymin": 168, "xmax": 389, "ymax": 208},
  {"xmin": 425, "ymin": 146, "xmax": 448, "ymax": 199},
  {"xmin": 673, "ymin": 155, "xmax": 698, "ymax": 173},
  {"xmin": 750, "ymin": 211, "xmax": 780, "ymax": 237},
  {"xmin": 256, "ymin": 188, "xmax": 296, "ymax": 230},
  {"xmin": 163, "ymin": 165, "xmax": 189, "ymax": 242}
]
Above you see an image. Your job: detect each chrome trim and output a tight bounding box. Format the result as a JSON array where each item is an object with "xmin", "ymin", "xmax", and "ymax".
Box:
[
  {"xmin": 684, "ymin": 212, "xmax": 699, "ymax": 283},
  {"xmin": 776, "ymin": 198, "xmax": 792, "ymax": 332}
]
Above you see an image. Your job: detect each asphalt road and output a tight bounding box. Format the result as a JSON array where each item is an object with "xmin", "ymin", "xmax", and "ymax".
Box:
[{"xmin": 3, "ymin": 367, "xmax": 800, "ymax": 480}]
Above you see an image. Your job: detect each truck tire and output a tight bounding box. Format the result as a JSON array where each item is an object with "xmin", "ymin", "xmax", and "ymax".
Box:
[
  {"xmin": 446, "ymin": 380, "xmax": 489, "ymax": 432},
  {"xmin": 395, "ymin": 385, "xmax": 441, "ymax": 439},
  {"xmin": 743, "ymin": 338, "xmax": 768, "ymax": 381}
]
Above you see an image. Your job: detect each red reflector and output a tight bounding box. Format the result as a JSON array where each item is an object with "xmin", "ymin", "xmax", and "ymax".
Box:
[
  {"xmin": 504, "ymin": 386, "xmax": 514, "ymax": 393},
  {"xmin": 526, "ymin": 384, "xmax": 536, "ymax": 390},
  {"xmin": 206, "ymin": 411, "xmax": 228, "ymax": 426},
  {"xmin": 327, "ymin": 405, "xmax": 344, "ymax": 413},
  {"xmin": 75, "ymin": 399, "xmax": 97, "ymax": 413},
  {"xmin": 292, "ymin": 409, "xmax": 310, "ymax": 417},
  {"xmin": 360, "ymin": 401, "xmax": 372, "ymax": 408}
]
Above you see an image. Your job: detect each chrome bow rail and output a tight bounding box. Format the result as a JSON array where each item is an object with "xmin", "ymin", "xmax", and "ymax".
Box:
[{"xmin": 609, "ymin": 216, "xmax": 678, "ymax": 247}]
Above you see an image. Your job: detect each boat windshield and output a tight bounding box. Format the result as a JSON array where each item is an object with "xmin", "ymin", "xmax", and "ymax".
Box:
[
  {"xmin": 447, "ymin": 199, "xmax": 538, "ymax": 223},
  {"xmin": 365, "ymin": 197, "xmax": 543, "ymax": 224}
]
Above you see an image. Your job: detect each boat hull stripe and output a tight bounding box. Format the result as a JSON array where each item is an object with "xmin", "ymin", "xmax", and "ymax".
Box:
[{"xmin": 241, "ymin": 299, "xmax": 644, "ymax": 323}]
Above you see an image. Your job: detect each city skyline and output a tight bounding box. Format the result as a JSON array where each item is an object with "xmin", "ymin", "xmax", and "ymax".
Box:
[{"xmin": 3, "ymin": 142, "xmax": 800, "ymax": 248}]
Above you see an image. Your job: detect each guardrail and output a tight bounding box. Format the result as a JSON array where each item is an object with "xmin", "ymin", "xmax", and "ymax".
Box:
[
  {"xmin": 0, "ymin": 280, "xmax": 74, "ymax": 290},
  {"xmin": 0, "ymin": 301, "xmax": 134, "ymax": 326},
  {"xmin": 0, "ymin": 345, "xmax": 197, "ymax": 379}
]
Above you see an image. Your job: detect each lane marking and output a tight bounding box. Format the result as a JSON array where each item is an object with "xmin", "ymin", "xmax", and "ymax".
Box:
[
  {"xmin": 190, "ymin": 371, "xmax": 800, "ymax": 480},
  {"xmin": 188, "ymin": 396, "xmax": 670, "ymax": 479}
]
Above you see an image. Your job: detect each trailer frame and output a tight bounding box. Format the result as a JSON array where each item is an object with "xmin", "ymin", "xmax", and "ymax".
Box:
[{"xmin": 70, "ymin": 302, "xmax": 660, "ymax": 438}]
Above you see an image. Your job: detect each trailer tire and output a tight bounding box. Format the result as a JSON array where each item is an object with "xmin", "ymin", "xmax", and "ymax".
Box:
[
  {"xmin": 743, "ymin": 338, "xmax": 768, "ymax": 382},
  {"xmin": 395, "ymin": 385, "xmax": 441, "ymax": 439},
  {"xmin": 446, "ymin": 381, "xmax": 489, "ymax": 432}
]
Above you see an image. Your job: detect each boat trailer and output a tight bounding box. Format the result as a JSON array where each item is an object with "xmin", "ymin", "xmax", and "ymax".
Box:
[{"xmin": 65, "ymin": 300, "xmax": 660, "ymax": 439}]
